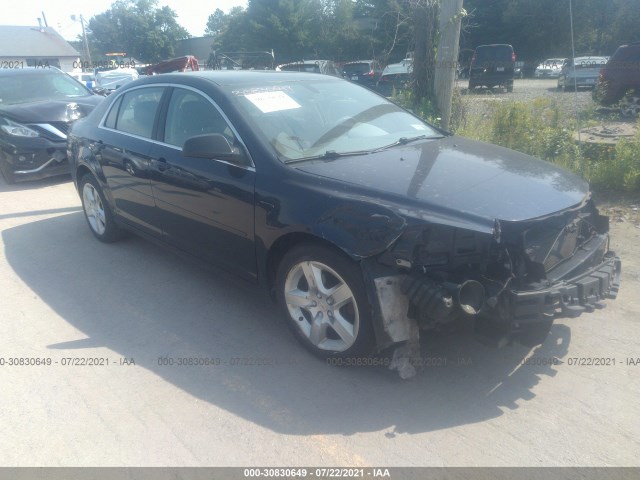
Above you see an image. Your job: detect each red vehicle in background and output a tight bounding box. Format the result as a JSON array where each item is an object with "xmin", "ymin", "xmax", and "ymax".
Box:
[
  {"xmin": 594, "ymin": 42, "xmax": 640, "ymax": 117},
  {"xmin": 147, "ymin": 55, "xmax": 200, "ymax": 75}
]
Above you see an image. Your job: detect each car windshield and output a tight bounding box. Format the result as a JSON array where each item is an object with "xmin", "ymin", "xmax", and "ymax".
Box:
[
  {"xmin": 0, "ymin": 71, "xmax": 90, "ymax": 105},
  {"xmin": 382, "ymin": 63, "xmax": 411, "ymax": 75},
  {"xmin": 474, "ymin": 45, "xmax": 512, "ymax": 61},
  {"xmin": 280, "ymin": 63, "xmax": 322, "ymax": 73},
  {"xmin": 540, "ymin": 59, "xmax": 564, "ymax": 67},
  {"xmin": 228, "ymin": 79, "xmax": 440, "ymax": 162},
  {"xmin": 343, "ymin": 63, "xmax": 371, "ymax": 75}
]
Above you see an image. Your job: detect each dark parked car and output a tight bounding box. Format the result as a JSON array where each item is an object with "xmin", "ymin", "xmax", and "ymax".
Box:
[
  {"xmin": 341, "ymin": 60, "xmax": 382, "ymax": 88},
  {"xmin": 68, "ymin": 71, "xmax": 620, "ymax": 375},
  {"xmin": 376, "ymin": 61, "xmax": 412, "ymax": 96},
  {"xmin": 469, "ymin": 44, "xmax": 516, "ymax": 92},
  {"xmin": 557, "ymin": 56, "xmax": 607, "ymax": 91},
  {"xmin": 277, "ymin": 60, "xmax": 342, "ymax": 77},
  {"xmin": 594, "ymin": 41, "xmax": 640, "ymax": 117},
  {"xmin": 0, "ymin": 67, "xmax": 102, "ymax": 183}
]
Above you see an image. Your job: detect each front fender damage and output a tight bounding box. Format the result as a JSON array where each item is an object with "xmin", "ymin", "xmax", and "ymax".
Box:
[
  {"xmin": 314, "ymin": 202, "xmax": 406, "ymax": 259},
  {"xmin": 358, "ymin": 200, "xmax": 621, "ymax": 379}
]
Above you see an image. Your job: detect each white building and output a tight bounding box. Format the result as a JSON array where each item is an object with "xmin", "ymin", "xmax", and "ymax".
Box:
[{"xmin": 0, "ymin": 25, "xmax": 80, "ymax": 72}]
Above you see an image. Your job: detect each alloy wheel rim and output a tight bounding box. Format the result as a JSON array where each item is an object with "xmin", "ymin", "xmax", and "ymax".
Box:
[
  {"xmin": 82, "ymin": 183, "xmax": 106, "ymax": 235},
  {"xmin": 620, "ymin": 95, "xmax": 640, "ymax": 117},
  {"xmin": 284, "ymin": 260, "xmax": 359, "ymax": 352}
]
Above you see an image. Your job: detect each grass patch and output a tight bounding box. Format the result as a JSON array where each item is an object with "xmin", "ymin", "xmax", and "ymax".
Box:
[{"xmin": 452, "ymin": 98, "xmax": 640, "ymax": 193}]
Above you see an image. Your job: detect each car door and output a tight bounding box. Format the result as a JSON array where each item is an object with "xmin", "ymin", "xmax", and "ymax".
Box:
[
  {"xmin": 148, "ymin": 86, "xmax": 257, "ymax": 278},
  {"xmin": 98, "ymin": 86, "xmax": 165, "ymax": 236}
]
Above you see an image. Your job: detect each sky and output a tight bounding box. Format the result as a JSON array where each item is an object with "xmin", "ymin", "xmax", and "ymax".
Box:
[{"xmin": 1, "ymin": 0, "xmax": 248, "ymax": 40}]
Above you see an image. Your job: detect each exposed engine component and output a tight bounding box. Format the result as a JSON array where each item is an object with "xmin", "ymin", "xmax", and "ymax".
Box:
[{"xmin": 401, "ymin": 275, "xmax": 485, "ymax": 328}]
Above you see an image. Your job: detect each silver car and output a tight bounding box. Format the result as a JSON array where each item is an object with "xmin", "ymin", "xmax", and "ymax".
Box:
[
  {"xmin": 557, "ymin": 56, "xmax": 607, "ymax": 91},
  {"xmin": 534, "ymin": 58, "xmax": 566, "ymax": 78}
]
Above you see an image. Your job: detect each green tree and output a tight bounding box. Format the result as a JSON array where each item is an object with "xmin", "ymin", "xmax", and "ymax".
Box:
[{"xmin": 88, "ymin": 0, "xmax": 189, "ymax": 63}]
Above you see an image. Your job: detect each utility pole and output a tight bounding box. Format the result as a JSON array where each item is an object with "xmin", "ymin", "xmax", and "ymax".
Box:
[
  {"xmin": 80, "ymin": 15, "xmax": 92, "ymax": 69},
  {"xmin": 434, "ymin": 0, "xmax": 464, "ymax": 130}
]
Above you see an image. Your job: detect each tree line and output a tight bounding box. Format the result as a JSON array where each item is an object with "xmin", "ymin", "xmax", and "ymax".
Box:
[{"xmin": 83, "ymin": 0, "xmax": 638, "ymax": 66}]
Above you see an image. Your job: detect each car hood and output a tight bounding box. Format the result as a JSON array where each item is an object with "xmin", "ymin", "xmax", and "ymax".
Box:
[
  {"xmin": 0, "ymin": 96, "xmax": 103, "ymax": 123},
  {"xmin": 294, "ymin": 135, "xmax": 588, "ymax": 224}
]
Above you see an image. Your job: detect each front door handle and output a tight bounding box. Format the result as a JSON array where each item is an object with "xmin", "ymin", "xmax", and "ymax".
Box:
[{"xmin": 155, "ymin": 157, "xmax": 168, "ymax": 172}]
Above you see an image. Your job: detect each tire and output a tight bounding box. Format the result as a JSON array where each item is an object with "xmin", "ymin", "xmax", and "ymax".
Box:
[
  {"xmin": 79, "ymin": 174, "xmax": 127, "ymax": 243},
  {"xmin": 506, "ymin": 84, "xmax": 513, "ymax": 93},
  {"xmin": 620, "ymin": 94, "xmax": 640, "ymax": 117},
  {"xmin": 275, "ymin": 243, "xmax": 375, "ymax": 359}
]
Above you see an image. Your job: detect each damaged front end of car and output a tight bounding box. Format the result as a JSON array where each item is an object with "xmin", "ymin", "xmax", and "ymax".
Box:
[{"xmin": 361, "ymin": 196, "xmax": 621, "ymax": 379}]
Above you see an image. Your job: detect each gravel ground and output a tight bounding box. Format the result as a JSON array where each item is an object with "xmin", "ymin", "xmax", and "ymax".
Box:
[{"xmin": 456, "ymin": 78, "xmax": 596, "ymax": 119}]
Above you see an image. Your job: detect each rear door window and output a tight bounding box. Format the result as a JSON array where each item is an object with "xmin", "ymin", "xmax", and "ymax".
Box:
[{"xmin": 114, "ymin": 87, "xmax": 164, "ymax": 139}]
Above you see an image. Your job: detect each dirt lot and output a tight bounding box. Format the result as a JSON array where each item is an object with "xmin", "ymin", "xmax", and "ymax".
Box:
[{"xmin": 457, "ymin": 78, "xmax": 596, "ymax": 115}]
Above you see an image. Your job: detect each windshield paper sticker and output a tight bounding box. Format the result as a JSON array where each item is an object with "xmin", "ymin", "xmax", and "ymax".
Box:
[
  {"xmin": 411, "ymin": 124, "xmax": 428, "ymax": 130},
  {"xmin": 244, "ymin": 91, "xmax": 301, "ymax": 113}
]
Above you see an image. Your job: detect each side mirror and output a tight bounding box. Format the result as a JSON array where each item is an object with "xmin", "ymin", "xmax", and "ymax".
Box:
[{"xmin": 183, "ymin": 133, "xmax": 246, "ymax": 165}]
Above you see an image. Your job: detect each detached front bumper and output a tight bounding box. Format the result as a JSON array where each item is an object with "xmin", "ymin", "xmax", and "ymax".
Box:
[
  {"xmin": 510, "ymin": 236, "xmax": 620, "ymax": 323},
  {"xmin": 511, "ymin": 253, "xmax": 620, "ymax": 321},
  {"xmin": 364, "ymin": 229, "xmax": 621, "ymax": 352}
]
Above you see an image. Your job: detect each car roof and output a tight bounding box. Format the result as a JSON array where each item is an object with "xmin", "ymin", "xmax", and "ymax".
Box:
[
  {"xmin": 382, "ymin": 63, "xmax": 411, "ymax": 73},
  {"xmin": 136, "ymin": 70, "xmax": 343, "ymax": 87},
  {"xmin": 343, "ymin": 60, "xmax": 375, "ymax": 64},
  {"xmin": 571, "ymin": 56, "xmax": 607, "ymax": 62}
]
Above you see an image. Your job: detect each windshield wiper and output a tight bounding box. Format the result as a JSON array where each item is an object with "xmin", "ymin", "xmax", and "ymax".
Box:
[
  {"xmin": 282, "ymin": 135, "xmax": 443, "ymax": 164},
  {"xmin": 283, "ymin": 149, "xmax": 374, "ymax": 164},
  {"xmin": 372, "ymin": 134, "xmax": 442, "ymax": 152}
]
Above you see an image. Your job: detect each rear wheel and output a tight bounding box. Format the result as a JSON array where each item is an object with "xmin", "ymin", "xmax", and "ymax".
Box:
[
  {"xmin": 275, "ymin": 243, "xmax": 374, "ymax": 359},
  {"xmin": 80, "ymin": 174, "xmax": 127, "ymax": 243}
]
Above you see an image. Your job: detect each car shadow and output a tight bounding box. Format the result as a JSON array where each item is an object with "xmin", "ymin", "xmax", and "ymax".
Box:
[{"xmin": 3, "ymin": 212, "xmax": 572, "ymax": 436}]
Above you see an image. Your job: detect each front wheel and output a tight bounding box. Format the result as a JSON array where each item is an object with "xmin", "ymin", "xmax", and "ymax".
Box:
[
  {"xmin": 80, "ymin": 174, "xmax": 127, "ymax": 243},
  {"xmin": 275, "ymin": 244, "xmax": 375, "ymax": 359},
  {"xmin": 620, "ymin": 94, "xmax": 640, "ymax": 117}
]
